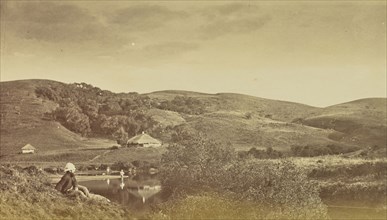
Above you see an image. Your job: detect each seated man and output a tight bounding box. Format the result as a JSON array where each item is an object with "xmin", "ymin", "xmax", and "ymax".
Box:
[{"xmin": 55, "ymin": 162, "xmax": 90, "ymax": 198}]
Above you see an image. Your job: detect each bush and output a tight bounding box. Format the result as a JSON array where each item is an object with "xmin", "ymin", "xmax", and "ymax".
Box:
[
  {"xmin": 291, "ymin": 144, "xmax": 360, "ymax": 157},
  {"xmin": 111, "ymin": 161, "xmax": 133, "ymax": 171},
  {"xmin": 157, "ymin": 96, "xmax": 205, "ymax": 115},
  {"xmin": 308, "ymin": 161, "xmax": 387, "ymax": 180},
  {"xmin": 241, "ymin": 147, "xmax": 283, "ymax": 159},
  {"xmin": 225, "ymin": 160, "xmax": 328, "ymax": 219},
  {"xmin": 160, "ymin": 136, "xmax": 236, "ymax": 194},
  {"xmin": 320, "ymin": 181, "xmax": 386, "ymax": 206},
  {"xmin": 150, "ymin": 192, "xmax": 262, "ymax": 220},
  {"xmin": 159, "ymin": 136, "xmax": 328, "ymax": 219},
  {"xmin": 110, "ymin": 145, "xmax": 120, "ymax": 150}
]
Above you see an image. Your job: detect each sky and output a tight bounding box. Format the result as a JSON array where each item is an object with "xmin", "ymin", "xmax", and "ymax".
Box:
[{"xmin": 0, "ymin": 1, "xmax": 386, "ymax": 107}]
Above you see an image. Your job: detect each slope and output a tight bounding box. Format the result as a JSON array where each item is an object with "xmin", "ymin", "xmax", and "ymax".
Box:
[
  {"xmin": 300, "ymin": 98, "xmax": 387, "ymax": 150},
  {"xmin": 0, "ymin": 80, "xmax": 115, "ymax": 157},
  {"xmin": 1, "ymin": 79, "xmax": 385, "ymax": 159}
]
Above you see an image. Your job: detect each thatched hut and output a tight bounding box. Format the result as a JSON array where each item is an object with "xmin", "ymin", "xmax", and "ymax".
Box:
[
  {"xmin": 21, "ymin": 144, "xmax": 36, "ymax": 154},
  {"xmin": 127, "ymin": 132, "xmax": 162, "ymax": 148}
]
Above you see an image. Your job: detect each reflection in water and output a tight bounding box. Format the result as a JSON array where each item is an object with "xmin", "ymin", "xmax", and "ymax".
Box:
[
  {"xmin": 80, "ymin": 174, "xmax": 163, "ymax": 211},
  {"xmin": 130, "ymin": 185, "xmax": 161, "ymax": 203}
]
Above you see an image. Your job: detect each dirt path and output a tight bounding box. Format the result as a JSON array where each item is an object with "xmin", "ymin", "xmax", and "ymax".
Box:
[{"xmin": 89, "ymin": 150, "xmax": 111, "ymax": 162}]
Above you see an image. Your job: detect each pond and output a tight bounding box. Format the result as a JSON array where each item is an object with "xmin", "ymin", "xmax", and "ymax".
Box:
[
  {"xmin": 79, "ymin": 173, "xmax": 166, "ymax": 213},
  {"xmin": 79, "ymin": 174, "xmax": 386, "ymax": 219}
]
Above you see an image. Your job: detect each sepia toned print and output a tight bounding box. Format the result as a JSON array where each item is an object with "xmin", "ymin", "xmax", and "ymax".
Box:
[{"xmin": 0, "ymin": 1, "xmax": 386, "ymax": 219}]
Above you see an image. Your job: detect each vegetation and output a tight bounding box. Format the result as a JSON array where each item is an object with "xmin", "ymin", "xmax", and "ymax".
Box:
[
  {"xmin": 0, "ymin": 165, "xmax": 132, "ymax": 220},
  {"xmin": 150, "ymin": 193, "xmax": 263, "ymax": 220},
  {"xmin": 36, "ymin": 83, "xmax": 157, "ymax": 143},
  {"xmin": 1, "ymin": 80, "xmax": 385, "ymax": 157},
  {"xmin": 239, "ymin": 147, "xmax": 283, "ymax": 159},
  {"xmin": 159, "ymin": 136, "xmax": 329, "ymax": 219},
  {"xmin": 290, "ymin": 144, "xmax": 361, "ymax": 157},
  {"xmin": 157, "ymin": 95, "xmax": 206, "ymax": 115},
  {"xmin": 1, "ymin": 80, "xmax": 386, "ymax": 219}
]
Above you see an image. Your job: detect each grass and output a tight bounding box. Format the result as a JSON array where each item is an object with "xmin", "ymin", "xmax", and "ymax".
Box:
[
  {"xmin": 0, "ymin": 165, "xmax": 132, "ymax": 220},
  {"xmin": 1, "ymin": 155, "xmax": 386, "ymax": 220},
  {"xmin": 288, "ymin": 155, "xmax": 387, "ymax": 216},
  {"xmin": 1, "ymin": 79, "xmax": 386, "ymax": 158}
]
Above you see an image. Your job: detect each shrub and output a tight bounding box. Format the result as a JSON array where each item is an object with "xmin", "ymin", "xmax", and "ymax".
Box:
[
  {"xmin": 291, "ymin": 144, "xmax": 360, "ymax": 157},
  {"xmin": 159, "ymin": 136, "xmax": 328, "ymax": 219},
  {"xmin": 308, "ymin": 161, "xmax": 387, "ymax": 180},
  {"xmin": 226, "ymin": 160, "xmax": 328, "ymax": 219},
  {"xmin": 320, "ymin": 181, "xmax": 386, "ymax": 206},
  {"xmin": 150, "ymin": 192, "xmax": 262, "ymax": 220},
  {"xmin": 111, "ymin": 161, "xmax": 133, "ymax": 171},
  {"xmin": 241, "ymin": 147, "xmax": 283, "ymax": 159}
]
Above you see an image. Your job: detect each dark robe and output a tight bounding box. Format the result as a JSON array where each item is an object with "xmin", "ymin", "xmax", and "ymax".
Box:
[{"xmin": 55, "ymin": 171, "xmax": 78, "ymax": 194}]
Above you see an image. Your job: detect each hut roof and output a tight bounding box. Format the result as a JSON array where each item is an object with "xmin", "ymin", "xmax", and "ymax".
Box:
[
  {"xmin": 127, "ymin": 132, "xmax": 161, "ymax": 145},
  {"xmin": 21, "ymin": 144, "xmax": 36, "ymax": 150}
]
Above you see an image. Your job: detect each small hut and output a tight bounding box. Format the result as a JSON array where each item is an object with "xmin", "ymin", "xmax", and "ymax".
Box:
[
  {"xmin": 21, "ymin": 144, "xmax": 36, "ymax": 154},
  {"xmin": 127, "ymin": 132, "xmax": 162, "ymax": 148}
]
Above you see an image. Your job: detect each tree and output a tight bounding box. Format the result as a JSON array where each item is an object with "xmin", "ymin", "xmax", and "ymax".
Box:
[
  {"xmin": 160, "ymin": 135, "xmax": 236, "ymax": 193},
  {"xmin": 159, "ymin": 136, "xmax": 328, "ymax": 219},
  {"xmin": 113, "ymin": 126, "xmax": 129, "ymax": 146},
  {"xmin": 53, "ymin": 105, "xmax": 91, "ymax": 136}
]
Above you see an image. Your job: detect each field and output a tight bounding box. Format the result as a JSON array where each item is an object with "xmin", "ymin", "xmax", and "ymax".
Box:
[
  {"xmin": 1, "ymin": 80, "xmax": 385, "ymax": 157},
  {"xmin": 0, "ymin": 79, "xmax": 386, "ymax": 219},
  {"xmin": 1, "ymin": 147, "xmax": 386, "ymax": 219}
]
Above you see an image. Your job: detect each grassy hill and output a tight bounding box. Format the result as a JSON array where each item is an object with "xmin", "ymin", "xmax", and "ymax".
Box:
[
  {"xmin": 148, "ymin": 91, "xmax": 384, "ymax": 152},
  {"xmin": 0, "ymin": 80, "xmax": 116, "ymax": 157},
  {"xmin": 1, "ymin": 79, "xmax": 385, "ymax": 162},
  {"xmin": 300, "ymin": 98, "xmax": 387, "ymax": 154}
]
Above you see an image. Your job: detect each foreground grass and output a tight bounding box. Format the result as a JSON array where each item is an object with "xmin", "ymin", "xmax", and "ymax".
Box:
[{"xmin": 0, "ymin": 165, "xmax": 132, "ymax": 220}]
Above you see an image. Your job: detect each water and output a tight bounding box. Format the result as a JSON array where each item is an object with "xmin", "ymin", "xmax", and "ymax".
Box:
[
  {"xmin": 80, "ymin": 174, "xmax": 165, "ymax": 213},
  {"xmin": 80, "ymin": 175, "xmax": 386, "ymax": 219}
]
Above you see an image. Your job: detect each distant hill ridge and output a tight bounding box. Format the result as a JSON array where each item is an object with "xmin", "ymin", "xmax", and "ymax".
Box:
[{"xmin": 1, "ymin": 79, "xmax": 385, "ymax": 157}]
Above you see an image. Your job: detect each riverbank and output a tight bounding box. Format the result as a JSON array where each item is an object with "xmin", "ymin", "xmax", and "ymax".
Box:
[
  {"xmin": 0, "ymin": 165, "xmax": 132, "ymax": 220},
  {"xmin": 49, "ymin": 174, "xmax": 128, "ymax": 184}
]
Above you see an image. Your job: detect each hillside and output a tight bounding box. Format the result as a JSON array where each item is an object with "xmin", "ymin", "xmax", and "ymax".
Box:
[
  {"xmin": 0, "ymin": 79, "xmax": 386, "ymax": 161},
  {"xmin": 300, "ymin": 98, "xmax": 387, "ymax": 151},
  {"xmin": 0, "ymin": 80, "xmax": 116, "ymax": 157}
]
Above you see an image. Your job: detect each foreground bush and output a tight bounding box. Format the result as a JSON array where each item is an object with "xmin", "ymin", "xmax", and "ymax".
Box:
[
  {"xmin": 227, "ymin": 160, "xmax": 329, "ymax": 219},
  {"xmin": 150, "ymin": 193, "xmax": 261, "ymax": 220},
  {"xmin": 320, "ymin": 181, "xmax": 386, "ymax": 206},
  {"xmin": 308, "ymin": 161, "xmax": 387, "ymax": 180},
  {"xmin": 160, "ymin": 136, "xmax": 329, "ymax": 219}
]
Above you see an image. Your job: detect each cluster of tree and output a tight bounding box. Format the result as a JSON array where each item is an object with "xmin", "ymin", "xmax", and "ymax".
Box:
[
  {"xmin": 157, "ymin": 96, "xmax": 205, "ymax": 115},
  {"xmin": 36, "ymin": 83, "xmax": 157, "ymax": 144},
  {"xmin": 159, "ymin": 135, "xmax": 328, "ymax": 219},
  {"xmin": 290, "ymin": 144, "xmax": 360, "ymax": 157},
  {"xmin": 239, "ymin": 147, "xmax": 283, "ymax": 159}
]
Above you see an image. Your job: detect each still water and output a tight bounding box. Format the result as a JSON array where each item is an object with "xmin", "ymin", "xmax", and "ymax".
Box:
[
  {"xmin": 80, "ymin": 174, "xmax": 165, "ymax": 213},
  {"xmin": 80, "ymin": 175, "xmax": 386, "ymax": 219}
]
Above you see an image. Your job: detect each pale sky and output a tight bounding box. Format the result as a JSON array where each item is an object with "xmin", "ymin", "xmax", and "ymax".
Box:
[{"xmin": 1, "ymin": 1, "xmax": 386, "ymax": 107}]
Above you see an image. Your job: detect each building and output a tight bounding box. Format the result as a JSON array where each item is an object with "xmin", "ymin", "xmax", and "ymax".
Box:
[
  {"xmin": 127, "ymin": 132, "xmax": 162, "ymax": 148},
  {"xmin": 21, "ymin": 144, "xmax": 36, "ymax": 154}
]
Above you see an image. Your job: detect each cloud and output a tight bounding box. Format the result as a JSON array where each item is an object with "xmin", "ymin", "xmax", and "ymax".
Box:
[
  {"xmin": 200, "ymin": 16, "xmax": 271, "ymax": 38},
  {"xmin": 204, "ymin": 3, "xmax": 261, "ymax": 17},
  {"xmin": 109, "ymin": 5, "xmax": 187, "ymax": 31},
  {"xmin": 6, "ymin": 2, "xmax": 94, "ymax": 24},
  {"xmin": 197, "ymin": 3, "xmax": 271, "ymax": 39},
  {"xmin": 3, "ymin": 2, "xmax": 110, "ymax": 43},
  {"xmin": 141, "ymin": 42, "xmax": 199, "ymax": 59}
]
